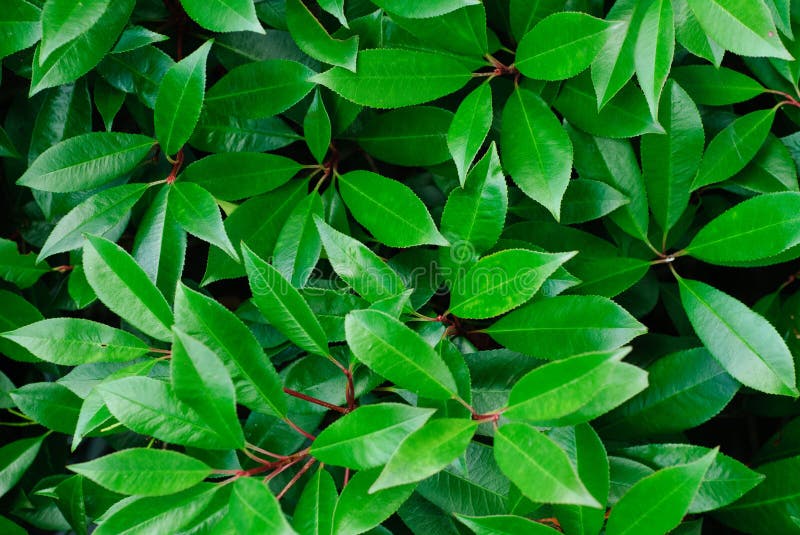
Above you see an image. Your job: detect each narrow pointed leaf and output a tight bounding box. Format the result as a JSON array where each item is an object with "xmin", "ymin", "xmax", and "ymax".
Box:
[
  {"xmin": 634, "ymin": 0, "xmax": 674, "ymax": 119},
  {"xmin": 229, "ymin": 477, "xmax": 297, "ymax": 534},
  {"xmin": 0, "ymin": 436, "xmax": 45, "ymax": 499},
  {"xmin": 671, "ymin": 65, "xmax": 766, "ymax": 105},
  {"xmin": 272, "ymin": 192, "xmax": 324, "ymax": 287},
  {"xmin": 286, "ymin": 0, "xmax": 358, "ymax": 71},
  {"xmin": 304, "ymin": 90, "xmax": 332, "ymax": 164},
  {"xmin": 168, "ymin": 182, "xmax": 237, "ymax": 259},
  {"xmin": 292, "ymin": 468, "xmax": 337, "ymax": 535},
  {"xmin": 447, "ymin": 83, "xmax": 492, "ymax": 185}
]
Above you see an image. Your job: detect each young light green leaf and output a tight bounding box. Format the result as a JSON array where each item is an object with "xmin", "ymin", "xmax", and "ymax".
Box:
[
  {"xmin": 357, "ymin": 106, "xmax": 453, "ymax": 166},
  {"xmin": 516, "ymin": 12, "xmax": 613, "ymax": 81},
  {"xmin": 0, "ymin": 238, "xmax": 48, "ymax": 288},
  {"xmin": 1, "ymin": 318, "xmax": 148, "ymax": 365},
  {"xmin": 242, "ymin": 244, "xmax": 329, "ymax": 356},
  {"xmin": 273, "ymin": 192, "xmax": 324, "ymax": 287},
  {"xmin": 229, "ymin": 477, "xmax": 297, "ymax": 534},
  {"xmin": 182, "ymin": 153, "xmax": 301, "ymax": 201},
  {"xmin": 676, "ymin": 276, "xmax": 798, "ymax": 397},
  {"xmin": 502, "ymin": 87, "xmax": 573, "ymax": 220},
  {"xmin": 685, "ymin": 0, "xmax": 791, "ymax": 60},
  {"xmin": 495, "ymin": 423, "xmax": 600, "ymax": 507},
  {"xmin": 18, "ymin": 132, "xmax": 154, "ymax": 192},
  {"xmin": 0, "ymin": 0, "xmax": 41, "ymax": 60},
  {"xmin": 486, "ymin": 295, "xmax": 647, "ymax": 359},
  {"xmin": 332, "ymin": 468, "xmax": 416, "ymax": 535},
  {"xmin": 605, "ymin": 450, "xmax": 716, "ymax": 535},
  {"xmin": 304, "ymin": 90, "xmax": 331, "ymax": 164},
  {"xmin": 179, "ymin": 0, "xmax": 263, "ymax": 34},
  {"xmin": 447, "ymin": 83, "xmax": 492, "ymax": 185},
  {"xmin": 171, "ymin": 329, "xmax": 245, "ymax": 449},
  {"xmin": 692, "ymin": 108, "xmax": 775, "ymax": 190},
  {"xmin": 167, "ymin": 182, "xmax": 237, "ymax": 259},
  {"xmin": 0, "ymin": 435, "xmax": 44, "ymax": 499},
  {"xmin": 286, "ymin": 0, "xmax": 358, "ymax": 71},
  {"xmin": 448, "ymin": 249, "xmax": 576, "ymax": 319},
  {"xmin": 0, "ymin": 291, "xmax": 44, "ymax": 363},
  {"xmin": 370, "ymin": 418, "xmax": 478, "ymax": 492},
  {"xmin": 312, "ymin": 48, "xmax": 472, "ymax": 108},
  {"xmin": 69, "ymin": 449, "xmax": 211, "ymax": 497},
  {"xmin": 311, "ymin": 403, "xmax": 435, "ymax": 469},
  {"xmin": 634, "ymin": 0, "xmax": 674, "ymax": 119},
  {"xmin": 684, "ymin": 192, "xmax": 800, "ymax": 265},
  {"xmin": 292, "ymin": 468, "xmax": 337, "ymax": 535},
  {"xmin": 671, "ymin": 65, "xmax": 766, "ymax": 105},
  {"xmin": 154, "ymin": 41, "xmax": 212, "ymax": 157},
  {"xmin": 83, "ymin": 235, "xmax": 174, "ymax": 342},
  {"xmin": 674, "ymin": 0, "xmax": 725, "ymax": 66},
  {"xmin": 175, "ymin": 283, "xmax": 286, "ymax": 417},
  {"xmin": 10, "ymin": 382, "xmax": 82, "ymax": 434},
  {"xmin": 345, "ymin": 309, "xmax": 458, "ymax": 399},
  {"xmin": 369, "ymin": 0, "xmax": 480, "ymax": 18},
  {"xmin": 338, "ymin": 170, "xmax": 448, "ymax": 247},
  {"xmin": 206, "ymin": 59, "xmax": 315, "ymax": 119}
]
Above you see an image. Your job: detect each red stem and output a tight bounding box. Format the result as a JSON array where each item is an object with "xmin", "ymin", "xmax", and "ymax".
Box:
[
  {"xmin": 284, "ymin": 388, "xmax": 348, "ymax": 414},
  {"xmin": 276, "ymin": 458, "xmax": 317, "ymax": 500},
  {"xmin": 284, "ymin": 417, "xmax": 316, "ymax": 441}
]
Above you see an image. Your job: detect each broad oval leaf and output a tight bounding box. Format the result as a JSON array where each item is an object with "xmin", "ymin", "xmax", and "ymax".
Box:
[
  {"xmin": 179, "ymin": 0, "xmax": 263, "ymax": 34},
  {"xmin": 182, "ymin": 152, "xmax": 301, "ymax": 201},
  {"xmin": 292, "ymin": 468, "xmax": 337, "ymax": 535},
  {"xmin": 671, "ymin": 65, "xmax": 766, "ymax": 105},
  {"xmin": 229, "ymin": 477, "xmax": 297, "ymax": 534},
  {"xmin": 332, "ymin": 468, "xmax": 416, "ymax": 535}
]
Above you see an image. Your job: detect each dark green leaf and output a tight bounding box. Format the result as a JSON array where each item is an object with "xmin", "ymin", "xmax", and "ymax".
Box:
[
  {"xmin": 0, "ymin": 435, "xmax": 44, "ymax": 499},
  {"xmin": 286, "ymin": 0, "xmax": 358, "ymax": 71},
  {"xmin": 0, "ymin": 0, "xmax": 41, "ymax": 60},
  {"xmin": 357, "ymin": 106, "xmax": 453, "ymax": 167},
  {"xmin": 304, "ymin": 90, "xmax": 332, "ymax": 164}
]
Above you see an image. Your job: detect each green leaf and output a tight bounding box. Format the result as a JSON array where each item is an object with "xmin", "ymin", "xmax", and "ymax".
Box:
[
  {"xmin": 175, "ymin": 284, "xmax": 286, "ymax": 417},
  {"xmin": 369, "ymin": 0, "xmax": 479, "ymax": 18},
  {"xmin": 332, "ymin": 468, "xmax": 416, "ymax": 535},
  {"xmin": 389, "ymin": 4, "xmax": 489, "ymax": 57},
  {"xmin": 605, "ymin": 450, "xmax": 716, "ymax": 535},
  {"xmin": 692, "ymin": 108, "xmax": 775, "ymax": 190},
  {"xmin": 10, "ymin": 382, "xmax": 81, "ymax": 434},
  {"xmin": 206, "ymin": 59, "xmax": 315, "ymax": 119},
  {"xmin": 338, "ymin": 170, "xmax": 447, "ymax": 247},
  {"xmin": 641, "ymin": 80, "xmax": 704, "ymax": 235},
  {"xmin": 0, "ymin": 291, "xmax": 44, "ymax": 363},
  {"xmin": 345, "ymin": 309, "xmax": 458, "ymax": 399},
  {"xmin": 171, "ymin": 329, "xmax": 245, "ymax": 448},
  {"xmin": 99, "ymin": 376, "xmax": 238, "ymax": 449},
  {"xmin": 304, "ymin": 90, "xmax": 331, "ymax": 164},
  {"xmin": 112, "ymin": 25, "xmax": 169, "ymax": 54},
  {"xmin": 318, "ymin": 0, "xmax": 347, "ymax": 26},
  {"xmin": 312, "ymin": 48, "xmax": 472, "ymax": 108},
  {"xmin": 31, "ymin": 0, "xmax": 135, "ymax": 95},
  {"xmin": 18, "ymin": 132, "xmax": 154, "ymax": 193},
  {"xmin": 447, "ymin": 83, "xmax": 492, "ymax": 185},
  {"xmin": 69, "ymin": 449, "xmax": 211, "ymax": 497},
  {"xmin": 486, "ymin": 295, "xmax": 647, "ymax": 359},
  {"xmin": 0, "ymin": 435, "xmax": 44, "ymax": 499},
  {"xmin": 634, "ymin": 0, "xmax": 674, "ymax": 119},
  {"xmin": 448, "ymin": 249, "xmax": 575, "ymax": 319},
  {"xmin": 0, "ymin": 127, "xmax": 21, "ymax": 159},
  {"xmin": 242, "ymin": 244, "xmax": 329, "ymax": 356},
  {"xmin": 0, "ymin": 0, "xmax": 41, "ymax": 60},
  {"xmin": 598, "ymin": 348, "xmax": 739, "ymax": 438},
  {"xmin": 671, "ymin": 65, "xmax": 766, "ymax": 105},
  {"xmin": 684, "ymin": 192, "xmax": 800, "ymax": 265},
  {"xmin": 40, "ymin": 0, "xmax": 108, "ymax": 60},
  {"xmin": 273, "ymin": 192, "xmax": 324, "ymax": 287},
  {"xmin": 516, "ymin": 12, "xmax": 612, "ymax": 81},
  {"xmin": 167, "ymin": 182, "xmax": 237, "ymax": 259},
  {"xmin": 561, "ymin": 179, "xmax": 630, "ymax": 225},
  {"xmin": 292, "ymin": 468, "xmax": 337, "ymax": 535},
  {"xmin": 509, "ymin": 0, "xmax": 562, "ymax": 42},
  {"xmin": 229, "ymin": 478, "xmax": 296, "ymax": 534},
  {"xmin": 357, "ymin": 106, "xmax": 453, "ymax": 167},
  {"xmin": 180, "ymin": 0, "xmax": 263, "ymax": 34},
  {"xmin": 286, "ymin": 0, "xmax": 358, "ymax": 71},
  {"xmin": 455, "ymin": 514, "xmax": 562, "ymax": 534},
  {"xmin": 83, "ymin": 235, "xmax": 175, "ymax": 342},
  {"xmin": 54, "ymin": 475, "xmax": 87, "ymax": 535},
  {"xmin": 495, "ymin": 422, "xmax": 600, "ymax": 507},
  {"xmin": 0, "ymin": 238, "xmax": 48, "ymax": 288},
  {"xmin": 371, "ymin": 418, "xmax": 478, "ymax": 492},
  {"xmin": 501, "ymin": 87, "xmax": 573, "ymax": 220},
  {"xmin": 97, "ymin": 45, "xmax": 173, "ymax": 108},
  {"xmin": 674, "ymin": 0, "xmax": 725, "ymax": 66},
  {"xmin": 183, "ymin": 153, "xmax": 301, "ymax": 201},
  {"xmin": 311, "ymin": 403, "xmax": 435, "ymax": 469},
  {"xmin": 685, "ymin": 0, "xmax": 791, "ymax": 59},
  {"xmin": 1, "ymin": 318, "xmax": 148, "ymax": 365},
  {"xmin": 676, "ymin": 275, "xmax": 798, "ymax": 397},
  {"xmin": 154, "ymin": 41, "xmax": 212, "ymax": 157}
]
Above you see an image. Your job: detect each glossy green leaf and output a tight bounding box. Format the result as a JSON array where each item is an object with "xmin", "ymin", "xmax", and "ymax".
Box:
[
  {"xmin": 229, "ymin": 477, "xmax": 296, "ymax": 534},
  {"xmin": 676, "ymin": 275, "xmax": 798, "ymax": 396},
  {"xmin": 605, "ymin": 450, "xmax": 716, "ymax": 535},
  {"xmin": 83, "ymin": 235, "xmax": 174, "ymax": 341},
  {"xmin": 97, "ymin": 45, "xmax": 173, "ymax": 108},
  {"xmin": 154, "ymin": 41, "xmax": 212, "ymax": 157},
  {"xmin": 685, "ymin": 0, "xmax": 791, "ymax": 59},
  {"xmin": 0, "ymin": 0, "xmax": 40, "ymax": 60},
  {"xmin": 175, "ymin": 283, "xmax": 286, "ymax": 417},
  {"xmin": 674, "ymin": 0, "xmax": 725, "ymax": 66},
  {"xmin": 456, "ymin": 514, "xmax": 561, "ymax": 534},
  {"xmin": 312, "ymin": 48, "xmax": 472, "ymax": 108},
  {"xmin": 692, "ymin": 108, "xmax": 775, "ymax": 190},
  {"xmin": 634, "ymin": 0, "xmax": 674, "ymax": 119},
  {"xmin": 54, "ymin": 475, "xmax": 87, "ymax": 535},
  {"xmin": 206, "ymin": 59, "xmax": 315, "ymax": 119},
  {"xmin": 0, "ymin": 435, "xmax": 44, "ymax": 499},
  {"xmin": 561, "ymin": 179, "xmax": 629, "ymax": 224},
  {"xmin": 10, "ymin": 382, "xmax": 81, "ymax": 434},
  {"xmin": 502, "ymin": 87, "xmax": 573, "ymax": 220},
  {"xmin": 0, "ymin": 238, "xmax": 48, "ymax": 288},
  {"xmin": 486, "ymin": 295, "xmax": 647, "ymax": 359},
  {"xmin": 180, "ymin": 0, "xmax": 263, "ymax": 34},
  {"xmin": 242, "ymin": 244, "xmax": 329, "ymax": 356},
  {"xmin": 345, "ymin": 309, "xmax": 458, "ymax": 399},
  {"xmin": 292, "ymin": 468, "xmax": 337, "ymax": 535},
  {"xmin": 18, "ymin": 132, "xmax": 154, "ymax": 193},
  {"xmin": 182, "ymin": 153, "xmax": 301, "ymax": 201},
  {"xmin": 671, "ymin": 65, "xmax": 766, "ymax": 105},
  {"xmin": 357, "ymin": 106, "xmax": 453, "ymax": 167},
  {"xmin": 168, "ymin": 182, "xmax": 237, "ymax": 259},
  {"xmin": 69, "ymin": 449, "xmax": 211, "ymax": 497},
  {"xmin": 2, "ymin": 318, "xmax": 148, "ymax": 365},
  {"xmin": 509, "ymin": 0, "xmax": 562, "ymax": 42},
  {"xmin": 495, "ymin": 422, "xmax": 600, "ymax": 507},
  {"xmin": 685, "ymin": 192, "xmax": 800, "ymax": 265},
  {"xmin": 332, "ymin": 468, "xmax": 416, "ymax": 535},
  {"xmin": 273, "ymin": 192, "xmax": 324, "ymax": 287},
  {"xmin": 286, "ymin": 0, "xmax": 358, "ymax": 71},
  {"xmin": 447, "ymin": 83, "xmax": 492, "ymax": 185},
  {"xmin": 449, "ymin": 249, "xmax": 575, "ymax": 319},
  {"xmin": 171, "ymin": 328, "xmax": 245, "ymax": 448},
  {"xmin": 0, "ymin": 291, "xmax": 44, "ymax": 363},
  {"xmin": 318, "ymin": 0, "xmax": 346, "ymax": 26},
  {"xmin": 304, "ymin": 90, "xmax": 331, "ymax": 164},
  {"xmin": 338, "ymin": 170, "xmax": 448, "ymax": 247},
  {"xmin": 40, "ymin": 0, "xmax": 109, "ymax": 60},
  {"xmin": 389, "ymin": 4, "xmax": 488, "ymax": 57},
  {"xmin": 311, "ymin": 403, "xmax": 434, "ymax": 469},
  {"xmin": 112, "ymin": 25, "xmax": 168, "ymax": 54},
  {"xmin": 369, "ymin": 0, "xmax": 479, "ymax": 18},
  {"xmin": 516, "ymin": 12, "xmax": 612, "ymax": 81}
]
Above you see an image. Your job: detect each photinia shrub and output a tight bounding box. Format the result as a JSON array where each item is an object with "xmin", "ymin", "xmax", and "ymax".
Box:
[{"xmin": 2, "ymin": 0, "xmax": 800, "ymax": 533}]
